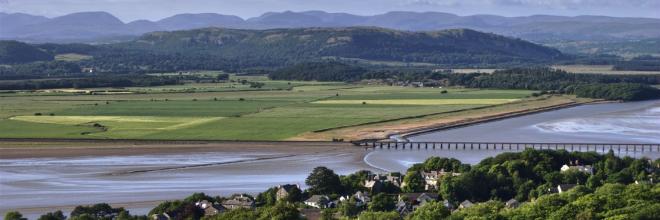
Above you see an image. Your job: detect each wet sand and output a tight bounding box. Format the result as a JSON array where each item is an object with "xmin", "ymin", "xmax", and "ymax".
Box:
[
  {"xmin": 0, "ymin": 141, "xmax": 371, "ymax": 218},
  {"xmin": 0, "ymin": 141, "xmax": 356, "ymax": 159}
]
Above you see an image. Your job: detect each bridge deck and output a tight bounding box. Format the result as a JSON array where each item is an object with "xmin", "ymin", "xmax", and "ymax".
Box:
[{"xmin": 354, "ymin": 141, "xmax": 660, "ymax": 152}]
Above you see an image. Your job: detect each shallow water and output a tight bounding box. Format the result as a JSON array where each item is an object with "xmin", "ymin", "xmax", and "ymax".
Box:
[{"xmin": 410, "ymin": 100, "xmax": 660, "ymax": 144}]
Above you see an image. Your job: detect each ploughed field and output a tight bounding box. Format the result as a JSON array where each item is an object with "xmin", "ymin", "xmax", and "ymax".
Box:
[{"xmin": 0, "ymin": 81, "xmax": 532, "ymax": 140}]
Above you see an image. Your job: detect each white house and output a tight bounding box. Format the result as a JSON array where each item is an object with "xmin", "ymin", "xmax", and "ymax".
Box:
[{"xmin": 305, "ymin": 195, "xmax": 330, "ymax": 208}]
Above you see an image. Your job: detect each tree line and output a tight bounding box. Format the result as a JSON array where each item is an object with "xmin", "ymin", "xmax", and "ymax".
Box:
[
  {"xmin": 0, "ymin": 75, "xmax": 181, "ymax": 90},
  {"xmin": 270, "ymin": 63, "xmax": 660, "ymax": 101},
  {"xmin": 614, "ymin": 56, "xmax": 660, "ymax": 71}
]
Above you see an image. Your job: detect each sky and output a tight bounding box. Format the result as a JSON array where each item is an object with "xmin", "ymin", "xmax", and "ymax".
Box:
[{"xmin": 0, "ymin": 0, "xmax": 658, "ymax": 22}]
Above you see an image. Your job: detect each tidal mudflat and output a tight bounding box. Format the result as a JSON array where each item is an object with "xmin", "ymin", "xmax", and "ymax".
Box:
[{"xmin": 0, "ymin": 142, "xmax": 370, "ymax": 218}]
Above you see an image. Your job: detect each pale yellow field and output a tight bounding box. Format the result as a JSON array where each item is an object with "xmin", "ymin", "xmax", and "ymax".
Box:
[
  {"xmin": 449, "ymin": 68, "xmax": 499, "ymax": 74},
  {"xmin": 54, "ymin": 53, "xmax": 93, "ymax": 61},
  {"xmin": 10, "ymin": 116, "xmax": 223, "ymax": 138},
  {"xmin": 312, "ymin": 99, "xmax": 519, "ymax": 105}
]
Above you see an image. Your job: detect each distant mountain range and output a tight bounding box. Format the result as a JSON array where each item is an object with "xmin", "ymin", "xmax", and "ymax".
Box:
[{"xmin": 2, "ymin": 11, "xmax": 660, "ymax": 43}]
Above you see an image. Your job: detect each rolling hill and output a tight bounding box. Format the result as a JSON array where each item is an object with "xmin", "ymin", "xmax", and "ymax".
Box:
[
  {"xmin": 0, "ymin": 27, "xmax": 565, "ymax": 75},
  {"xmin": 0, "ymin": 40, "xmax": 54, "ymax": 64},
  {"xmin": 124, "ymin": 27, "xmax": 564, "ymax": 66}
]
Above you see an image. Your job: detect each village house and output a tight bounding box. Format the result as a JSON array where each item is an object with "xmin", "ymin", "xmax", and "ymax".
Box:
[
  {"xmin": 341, "ymin": 191, "xmax": 371, "ymax": 207},
  {"xmin": 353, "ymin": 191, "xmax": 371, "ymax": 206},
  {"xmin": 305, "ymin": 195, "xmax": 331, "ymax": 209},
  {"xmin": 364, "ymin": 179, "xmax": 383, "ymax": 193},
  {"xmin": 276, "ymin": 184, "xmax": 300, "ymax": 200},
  {"xmin": 195, "ymin": 200, "xmax": 226, "ymax": 217},
  {"xmin": 557, "ymin": 184, "xmax": 578, "ymax": 193},
  {"xmin": 363, "ymin": 172, "xmax": 402, "ymax": 192},
  {"xmin": 560, "ymin": 160, "xmax": 594, "ymax": 174},
  {"xmin": 420, "ymin": 170, "xmax": 461, "ymax": 190},
  {"xmin": 221, "ymin": 195, "xmax": 255, "ymax": 210},
  {"xmin": 396, "ymin": 200, "xmax": 412, "ymax": 216},
  {"xmin": 367, "ymin": 172, "xmax": 402, "ymax": 187},
  {"xmin": 459, "ymin": 200, "xmax": 474, "ymax": 209},
  {"xmin": 505, "ymin": 199, "xmax": 520, "ymax": 208},
  {"xmin": 396, "ymin": 192, "xmax": 440, "ymax": 214}
]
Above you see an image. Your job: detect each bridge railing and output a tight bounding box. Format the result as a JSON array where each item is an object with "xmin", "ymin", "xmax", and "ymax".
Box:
[{"xmin": 353, "ymin": 141, "xmax": 660, "ymax": 153}]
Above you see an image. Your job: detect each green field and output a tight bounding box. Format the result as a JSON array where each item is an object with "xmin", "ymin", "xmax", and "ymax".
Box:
[
  {"xmin": 313, "ymin": 99, "xmax": 518, "ymax": 105},
  {"xmin": 0, "ymin": 82, "xmax": 535, "ymax": 140},
  {"xmin": 54, "ymin": 53, "xmax": 93, "ymax": 61}
]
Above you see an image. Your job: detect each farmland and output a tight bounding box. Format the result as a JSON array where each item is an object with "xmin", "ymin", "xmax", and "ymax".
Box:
[{"xmin": 0, "ymin": 79, "xmax": 541, "ymax": 141}]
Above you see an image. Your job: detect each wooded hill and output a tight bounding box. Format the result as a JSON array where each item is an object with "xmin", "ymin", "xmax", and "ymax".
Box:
[
  {"xmin": 0, "ymin": 27, "xmax": 567, "ymax": 74},
  {"xmin": 0, "ymin": 40, "xmax": 53, "ymax": 64},
  {"xmin": 123, "ymin": 27, "xmax": 565, "ymax": 67}
]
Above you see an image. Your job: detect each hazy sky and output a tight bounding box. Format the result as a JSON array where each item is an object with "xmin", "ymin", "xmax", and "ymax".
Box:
[{"xmin": 0, "ymin": 0, "xmax": 658, "ymax": 22}]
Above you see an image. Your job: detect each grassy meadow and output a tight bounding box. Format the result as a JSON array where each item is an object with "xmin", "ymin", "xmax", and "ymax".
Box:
[{"xmin": 0, "ymin": 79, "xmax": 536, "ymax": 140}]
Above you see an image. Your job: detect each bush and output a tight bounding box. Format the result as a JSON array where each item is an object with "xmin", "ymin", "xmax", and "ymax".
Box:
[
  {"xmin": 574, "ymin": 83, "xmax": 660, "ymax": 101},
  {"xmin": 357, "ymin": 211, "xmax": 401, "ymax": 220}
]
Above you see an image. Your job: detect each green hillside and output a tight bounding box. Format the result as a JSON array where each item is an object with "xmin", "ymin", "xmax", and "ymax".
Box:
[
  {"xmin": 128, "ymin": 27, "xmax": 564, "ymax": 66},
  {"xmin": 0, "ymin": 40, "xmax": 53, "ymax": 64}
]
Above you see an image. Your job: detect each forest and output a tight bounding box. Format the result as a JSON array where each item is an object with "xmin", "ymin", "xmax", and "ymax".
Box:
[
  {"xmin": 614, "ymin": 56, "xmax": 660, "ymax": 71},
  {"xmin": 0, "ymin": 75, "xmax": 181, "ymax": 90}
]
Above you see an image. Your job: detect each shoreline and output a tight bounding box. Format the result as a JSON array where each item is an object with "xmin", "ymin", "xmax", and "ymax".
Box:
[
  {"xmin": 0, "ymin": 141, "xmax": 355, "ymax": 159},
  {"xmin": 292, "ymin": 95, "xmax": 599, "ymax": 141},
  {"xmin": 397, "ymin": 100, "xmax": 614, "ymax": 140}
]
